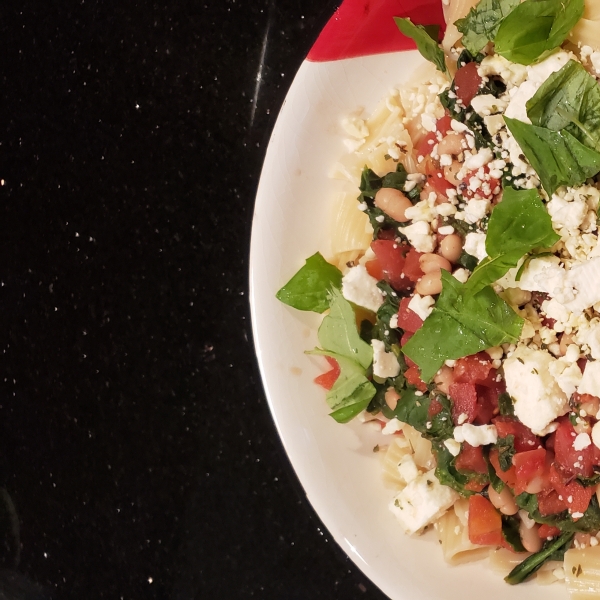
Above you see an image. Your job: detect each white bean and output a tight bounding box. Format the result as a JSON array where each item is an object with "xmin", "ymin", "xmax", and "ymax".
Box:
[
  {"xmin": 374, "ymin": 188, "xmax": 412, "ymax": 222},
  {"xmin": 439, "ymin": 234, "xmax": 463, "ymax": 263},
  {"xmin": 488, "ymin": 485, "xmax": 518, "ymax": 516},
  {"xmin": 415, "ymin": 272, "xmax": 443, "ymax": 295}
]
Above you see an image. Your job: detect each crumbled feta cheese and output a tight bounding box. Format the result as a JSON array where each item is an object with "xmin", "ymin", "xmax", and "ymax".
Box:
[
  {"xmin": 578, "ymin": 361, "xmax": 600, "ymax": 398},
  {"xmin": 591, "ymin": 421, "xmax": 600, "ymax": 451},
  {"xmin": 438, "ymin": 225, "xmax": 454, "ymax": 235},
  {"xmin": 372, "ymin": 339, "xmax": 400, "ymax": 379},
  {"xmin": 452, "ymin": 268, "xmax": 470, "ymax": 283},
  {"xmin": 463, "ymin": 147, "xmax": 494, "ymax": 171},
  {"xmin": 573, "ymin": 433, "xmax": 592, "ymax": 451},
  {"xmin": 408, "ymin": 294, "xmax": 435, "ymax": 321},
  {"xmin": 401, "ymin": 221, "xmax": 435, "ymax": 253},
  {"xmin": 389, "ymin": 471, "xmax": 459, "ymax": 535},
  {"xmin": 453, "ymin": 424, "xmax": 498, "ymax": 447},
  {"xmin": 470, "ymin": 94, "xmax": 508, "ymax": 117},
  {"xmin": 463, "ymin": 198, "xmax": 490, "ymax": 224},
  {"xmin": 503, "ymin": 346, "xmax": 570, "ymax": 435},
  {"xmin": 464, "ymin": 232, "xmax": 487, "ymax": 262},
  {"xmin": 342, "ymin": 265, "xmax": 384, "ymax": 313},
  {"xmin": 389, "ymin": 314, "xmax": 398, "ymax": 329},
  {"xmin": 444, "ymin": 439, "xmax": 461, "ymax": 457}
]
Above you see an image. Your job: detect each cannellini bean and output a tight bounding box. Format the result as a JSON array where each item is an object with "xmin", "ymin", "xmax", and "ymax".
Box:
[
  {"xmin": 385, "ymin": 387, "xmax": 400, "ymax": 411},
  {"xmin": 443, "ymin": 160, "xmax": 462, "ymax": 186},
  {"xmin": 416, "ymin": 271, "xmax": 443, "ymax": 295},
  {"xmin": 519, "ymin": 520, "xmax": 543, "ymax": 553},
  {"xmin": 575, "ymin": 532, "xmax": 592, "ymax": 548},
  {"xmin": 433, "ymin": 365, "xmax": 454, "ymax": 395},
  {"xmin": 437, "ymin": 133, "xmax": 465, "ymax": 156},
  {"xmin": 439, "ymin": 234, "xmax": 463, "ymax": 263},
  {"xmin": 580, "ymin": 394, "xmax": 600, "ymax": 417},
  {"xmin": 488, "ymin": 485, "xmax": 518, "ymax": 516},
  {"xmin": 420, "ymin": 253, "xmax": 451, "ymax": 274},
  {"xmin": 374, "ymin": 187, "xmax": 412, "ymax": 222}
]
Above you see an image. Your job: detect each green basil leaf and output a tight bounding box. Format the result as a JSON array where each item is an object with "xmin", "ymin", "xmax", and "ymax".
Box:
[
  {"xmin": 527, "ymin": 59, "xmax": 600, "ymax": 151},
  {"xmin": 402, "ymin": 271, "xmax": 523, "ymax": 382},
  {"xmin": 496, "ymin": 434, "xmax": 516, "ymax": 471},
  {"xmin": 394, "ymin": 17, "xmax": 448, "ymax": 76},
  {"xmin": 393, "ymin": 391, "xmax": 454, "ymax": 442},
  {"xmin": 455, "ymin": 0, "xmax": 520, "ymax": 55},
  {"xmin": 505, "ymin": 116, "xmax": 600, "ymax": 196},
  {"xmin": 465, "ymin": 187, "xmax": 560, "ymax": 294},
  {"xmin": 432, "ymin": 441, "xmax": 476, "ymax": 497},
  {"xmin": 502, "ymin": 515, "xmax": 527, "ymax": 552},
  {"xmin": 494, "ymin": 0, "xmax": 584, "ymax": 65},
  {"xmin": 498, "ymin": 392, "xmax": 515, "ymax": 416},
  {"xmin": 276, "ymin": 252, "xmax": 343, "ymax": 313},
  {"xmin": 316, "ymin": 288, "xmax": 372, "ymax": 370}
]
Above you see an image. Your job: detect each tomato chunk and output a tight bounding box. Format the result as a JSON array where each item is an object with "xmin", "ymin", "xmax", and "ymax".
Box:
[
  {"xmin": 366, "ymin": 240, "xmax": 412, "ymax": 291},
  {"xmin": 512, "ymin": 448, "xmax": 547, "ymax": 495},
  {"xmin": 397, "ymin": 296, "xmax": 423, "ymax": 334},
  {"xmin": 489, "ymin": 447, "xmax": 517, "ymax": 489},
  {"xmin": 493, "ymin": 416, "xmax": 540, "ymax": 453},
  {"xmin": 455, "ymin": 443, "xmax": 488, "ymax": 474},
  {"xmin": 454, "ymin": 61, "xmax": 482, "ymax": 107},
  {"xmin": 549, "ymin": 464, "xmax": 593, "ymax": 516},
  {"xmin": 554, "ymin": 417, "xmax": 596, "ymax": 478},
  {"xmin": 449, "ymin": 382, "xmax": 478, "ymax": 425},
  {"xmin": 537, "ymin": 489, "xmax": 568, "ymax": 516},
  {"xmin": 403, "ymin": 248, "xmax": 425, "ymax": 282},
  {"xmin": 538, "ymin": 524, "xmax": 561, "ymax": 539},
  {"xmin": 468, "ymin": 495, "xmax": 503, "ymax": 546},
  {"xmin": 314, "ymin": 356, "xmax": 340, "ymax": 390},
  {"xmin": 404, "ymin": 363, "xmax": 427, "ymax": 392},
  {"xmin": 453, "ymin": 353, "xmax": 493, "ymax": 385}
]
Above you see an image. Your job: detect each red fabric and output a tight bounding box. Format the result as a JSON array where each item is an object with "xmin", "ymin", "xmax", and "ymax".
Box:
[{"xmin": 307, "ymin": 0, "xmax": 446, "ymax": 62}]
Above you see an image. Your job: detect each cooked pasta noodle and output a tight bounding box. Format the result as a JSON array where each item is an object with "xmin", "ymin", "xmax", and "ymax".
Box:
[{"xmin": 564, "ymin": 546, "xmax": 600, "ymax": 598}]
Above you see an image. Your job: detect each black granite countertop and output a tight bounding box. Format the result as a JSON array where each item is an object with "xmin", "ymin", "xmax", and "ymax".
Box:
[{"xmin": 0, "ymin": 1, "xmax": 389, "ymax": 598}]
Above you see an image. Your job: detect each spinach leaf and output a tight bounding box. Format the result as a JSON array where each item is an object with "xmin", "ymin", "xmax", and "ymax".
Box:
[
  {"xmin": 496, "ymin": 435, "xmax": 516, "ymax": 471},
  {"xmin": 527, "ymin": 60, "xmax": 600, "ymax": 151},
  {"xmin": 498, "ymin": 392, "xmax": 515, "ymax": 416},
  {"xmin": 316, "ymin": 288, "xmax": 372, "ymax": 370},
  {"xmin": 402, "ymin": 271, "xmax": 523, "ymax": 381},
  {"xmin": 432, "ymin": 441, "xmax": 476, "ymax": 496},
  {"xmin": 309, "ymin": 350, "xmax": 376, "ymax": 423},
  {"xmin": 505, "ymin": 117, "xmax": 600, "ymax": 196},
  {"xmin": 576, "ymin": 472, "xmax": 600, "ymax": 488},
  {"xmin": 486, "ymin": 447, "xmax": 505, "ymax": 493},
  {"xmin": 465, "ymin": 187, "xmax": 560, "ymax": 294},
  {"xmin": 502, "ymin": 515, "xmax": 526, "ymax": 552},
  {"xmin": 455, "ymin": 0, "xmax": 520, "ymax": 55},
  {"xmin": 394, "ymin": 391, "xmax": 454, "ymax": 442},
  {"xmin": 505, "ymin": 532, "xmax": 573, "ymax": 584},
  {"xmin": 394, "ymin": 17, "xmax": 448, "ymax": 76},
  {"xmin": 494, "ymin": 0, "xmax": 584, "ymax": 65},
  {"xmin": 369, "ymin": 282, "xmax": 401, "ymax": 349},
  {"xmin": 276, "ymin": 252, "xmax": 343, "ymax": 313}
]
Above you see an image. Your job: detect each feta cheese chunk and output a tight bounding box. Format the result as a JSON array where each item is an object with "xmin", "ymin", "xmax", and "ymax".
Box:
[
  {"xmin": 578, "ymin": 361, "xmax": 600, "ymax": 398},
  {"xmin": 372, "ymin": 339, "xmax": 400, "ymax": 379},
  {"xmin": 464, "ymin": 232, "xmax": 487, "ymax": 262},
  {"xmin": 389, "ymin": 470, "xmax": 459, "ymax": 535},
  {"xmin": 397, "ymin": 454, "xmax": 420, "ymax": 484},
  {"xmin": 408, "ymin": 294, "xmax": 434, "ymax": 321},
  {"xmin": 453, "ymin": 424, "xmax": 498, "ymax": 447},
  {"xmin": 401, "ymin": 221, "xmax": 435, "ymax": 253},
  {"xmin": 503, "ymin": 346, "xmax": 570, "ymax": 435},
  {"xmin": 342, "ymin": 265, "xmax": 384, "ymax": 313}
]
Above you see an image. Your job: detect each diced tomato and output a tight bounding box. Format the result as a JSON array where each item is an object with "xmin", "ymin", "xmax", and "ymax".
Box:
[
  {"xmin": 404, "ymin": 363, "xmax": 428, "ymax": 392},
  {"xmin": 416, "ymin": 131, "xmax": 437, "ymax": 159},
  {"xmin": 314, "ymin": 356, "xmax": 340, "ymax": 390},
  {"xmin": 436, "ymin": 114, "xmax": 453, "ymax": 135},
  {"xmin": 366, "ymin": 240, "xmax": 412, "ymax": 292},
  {"xmin": 449, "ymin": 382, "xmax": 478, "ymax": 425},
  {"xmin": 578, "ymin": 358, "xmax": 588, "ymax": 374},
  {"xmin": 427, "ymin": 167, "xmax": 456, "ymax": 197},
  {"xmin": 464, "ymin": 480, "xmax": 487, "ymax": 492},
  {"xmin": 456, "ymin": 443, "xmax": 488, "ymax": 474},
  {"xmin": 538, "ymin": 524, "xmax": 561, "ymax": 539},
  {"xmin": 489, "ymin": 447, "xmax": 517, "ymax": 488},
  {"xmin": 397, "ymin": 296, "xmax": 423, "ymax": 334},
  {"xmin": 549, "ymin": 464, "xmax": 593, "ymax": 516},
  {"xmin": 428, "ymin": 396, "xmax": 444, "ymax": 418},
  {"xmin": 537, "ymin": 489, "xmax": 568, "ymax": 516},
  {"xmin": 473, "ymin": 387, "xmax": 497, "ymax": 425},
  {"xmin": 493, "ymin": 416, "xmax": 540, "ymax": 453},
  {"xmin": 403, "ymin": 248, "xmax": 425, "ymax": 282},
  {"xmin": 454, "ymin": 62, "xmax": 482, "ymax": 107},
  {"xmin": 400, "ymin": 331, "xmax": 413, "ymax": 348},
  {"xmin": 554, "ymin": 417, "xmax": 595, "ymax": 478},
  {"xmin": 512, "ymin": 448, "xmax": 548, "ymax": 495},
  {"xmin": 468, "ymin": 494, "xmax": 503, "ymax": 546},
  {"xmin": 453, "ymin": 353, "xmax": 493, "ymax": 385}
]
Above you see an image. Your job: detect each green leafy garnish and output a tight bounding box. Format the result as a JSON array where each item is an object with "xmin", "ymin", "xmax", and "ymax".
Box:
[
  {"xmin": 502, "ymin": 515, "xmax": 527, "ymax": 553},
  {"xmin": 465, "ymin": 187, "xmax": 560, "ymax": 294},
  {"xmin": 307, "ymin": 289, "xmax": 375, "ymax": 423},
  {"xmin": 494, "ymin": 0, "xmax": 584, "ymax": 65},
  {"xmin": 455, "ymin": 0, "xmax": 520, "ymax": 55},
  {"xmin": 433, "ymin": 441, "xmax": 476, "ymax": 496},
  {"xmin": 496, "ymin": 435, "xmax": 516, "ymax": 471},
  {"xmin": 505, "ymin": 532, "xmax": 573, "ymax": 584},
  {"xmin": 394, "ymin": 17, "xmax": 448, "ymax": 76},
  {"xmin": 402, "ymin": 271, "xmax": 523, "ymax": 381},
  {"xmin": 393, "ymin": 391, "xmax": 454, "ymax": 442},
  {"xmin": 498, "ymin": 392, "xmax": 515, "ymax": 416},
  {"xmin": 276, "ymin": 252, "xmax": 343, "ymax": 313},
  {"xmin": 527, "ymin": 60, "xmax": 600, "ymax": 152},
  {"xmin": 505, "ymin": 117, "xmax": 600, "ymax": 195}
]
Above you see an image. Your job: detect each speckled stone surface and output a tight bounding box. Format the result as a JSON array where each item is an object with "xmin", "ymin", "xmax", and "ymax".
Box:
[{"xmin": 0, "ymin": 1, "xmax": 388, "ymax": 598}]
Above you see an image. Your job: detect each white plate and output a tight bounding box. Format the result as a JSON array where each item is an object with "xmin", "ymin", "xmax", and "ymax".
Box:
[{"xmin": 249, "ymin": 48, "xmax": 564, "ymax": 600}]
